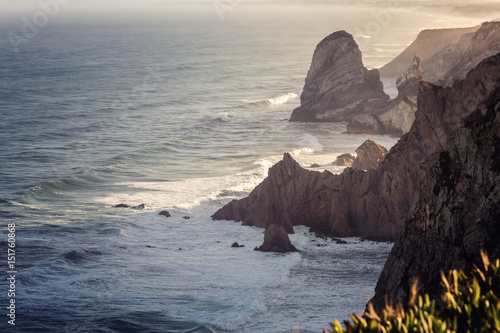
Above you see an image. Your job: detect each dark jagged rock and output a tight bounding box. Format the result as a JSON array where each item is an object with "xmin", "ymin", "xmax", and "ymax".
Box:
[
  {"xmin": 183, "ymin": 216, "xmax": 190, "ymax": 220},
  {"xmin": 372, "ymin": 83, "xmax": 500, "ymax": 311},
  {"xmin": 159, "ymin": 210, "xmax": 171, "ymax": 217},
  {"xmin": 213, "ymin": 53, "xmax": 500, "ymax": 242},
  {"xmin": 347, "ymin": 56, "xmax": 423, "ymax": 137},
  {"xmin": 290, "ymin": 31, "xmax": 389, "ymax": 123},
  {"xmin": 231, "ymin": 242, "xmax": 245, "ymax": 248},
  {"xmin": 115, "ymin": 204, "xmax": 131, "ymax": 208},
  {"xmin": 256, "ymin": 224, "xmax": 298, "ymax": 253},
  {"xmin": 334, "ymin": 153, "xmax": 355, "ymax": 167},
  {"xmin": 351, "ymin": 139, "xmax": 388, "ymax": 170},
  {"xmin": 310, "ymin": 163, "xmax": 321, "ymax": 168}
]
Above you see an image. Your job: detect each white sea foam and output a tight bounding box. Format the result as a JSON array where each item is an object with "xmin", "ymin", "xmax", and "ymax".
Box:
[
  {"xmin": 293, "ymin": 133, "xmax": 324, "ymax": 154},
  {"xmin": 214, "ymin": 112, "xmax": 232, "ymax": 122},
  {"xmin": 95, "ymin": 157, "xmax": 276, "ymax": 212},
  {"xmin": 242, "ymin": 92, "xmax": 298, "ymax": 106},
  {"xmin": 267, "ymin": 92, "xmax": 298, "ymax": 105}
]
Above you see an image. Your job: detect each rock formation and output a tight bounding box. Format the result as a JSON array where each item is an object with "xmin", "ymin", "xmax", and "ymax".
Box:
[
  {"xmin": 346, "ymin": 56, "xmax": 423, "ymax": 137},
  {"xmin": 422, "ymin": 21, "xmax": 500, "ymax": 87},
  {"xmin": 333, "ymin": 139, "xmax": 388, "ymax": 170},
  {"xmin": 351, "ymin": 139, "xmax": 388, "ymax": 170},
  {"xmin": 255, "ymin": 224, "xmax": 298, "ymax": 253},
  {"xmin": 159, "ymin": 210, "xmax": 171, "ymax": 217},
  {"xmin": 289, "ymin": 31, "xmax": 389, "ymax": 123},
  {"xmin": 372, "ymin": 82, "xmax": 500, "ymax": 311},
  {"xmin": 213, "ymin": 53, "xmax": 500, "ymax": 242},
  {"xmin": 334, "ymin": 153, "xmax": 355, "ymax": 167},
  {"xmin": 379, "ymin": 26, "xmax": 479, "ymax": 78}
]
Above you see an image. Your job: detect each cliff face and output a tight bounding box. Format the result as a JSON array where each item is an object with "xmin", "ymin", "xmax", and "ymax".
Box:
[
  {"xmin": 379, "ymin": 26, "xmax": 479, "ymax": 78},
  {"xmin": 372, "ymin": 84, "xmax": 500, "ymax": 310},
  {"xmin": 346, "ymin": 56, "xmax": 423, "ymax": 137},
  {"xmin": 422, "ymin": 21, "xmax": 500, "ymax": 87},
  {"xmin": 213, "ymin": 53, "xmax": 500, "ymax": 242},
  {"xmin": 290, "ymin": 31, "xmax": 389, "ymax": 123}
]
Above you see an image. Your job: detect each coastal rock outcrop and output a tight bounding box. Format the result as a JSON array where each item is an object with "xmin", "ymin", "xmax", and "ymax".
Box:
[
  {"xmin": 213, "ymin": 53, "xmax": 500, "ymax": 242},
  {"xmin": 334, "ymin": 153, "xmax": 355, "ymax": 167},
  {"xmin": 290, "ymin": 31, "xmax": 389, "ymax": 123},
  {"xmin": 372, "ymin": 82, "xmax": 500, "ymax": 310},
  {"xmin": 351, "ymin": 139, "xmax": 388, "ymax": 170},
  {"xmin": 255, "ymin": 224, "xmax": 298, "ymax": 253},
  {"xmin": 346, "ymin": 56, "xmax": 423, "ymax": 137}
]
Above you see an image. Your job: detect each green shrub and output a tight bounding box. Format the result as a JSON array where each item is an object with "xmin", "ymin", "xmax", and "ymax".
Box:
[{"xmin": 326, "ymin": 252, "xmax": 500, "ymax": 333}]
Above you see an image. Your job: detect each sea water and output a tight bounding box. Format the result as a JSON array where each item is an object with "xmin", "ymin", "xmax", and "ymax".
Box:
[{"xmin": 0, "ymin": 3, "xmax": 488, "ymax": 332}]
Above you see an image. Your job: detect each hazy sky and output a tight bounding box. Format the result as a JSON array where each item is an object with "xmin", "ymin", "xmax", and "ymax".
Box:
[{"xmin": 2, "ymin": 0, "xmax": 498, "ymax": 21}]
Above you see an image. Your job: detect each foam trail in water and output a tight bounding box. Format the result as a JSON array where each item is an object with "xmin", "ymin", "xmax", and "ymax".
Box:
[
  {"xmin": 291, "ymin": 134, "xmax": 324, "ymax": 156},
  {"xmin": 242, "ymin": 92, "xmax": 298, "ymax": 106}
]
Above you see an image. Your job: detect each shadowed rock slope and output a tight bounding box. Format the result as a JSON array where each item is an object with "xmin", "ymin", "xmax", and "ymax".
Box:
[
  {"xmin": 373, "ymin": 80, "xmax": 500, "ymax": 311},
  {"xmin": 213, "ymin": 53, "xmax": 500, "ymax": 242}
]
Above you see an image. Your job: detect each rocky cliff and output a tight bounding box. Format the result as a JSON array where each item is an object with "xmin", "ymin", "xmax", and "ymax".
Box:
[
  {"xmin": 372, "ymin": 81, "xmax": 500, "ymax": 311},
  {"xmin": 346, "ymin": 56, "xmax": 423, "ymax": 137},
  {"xmin": 422, "ymin": 21, "xmax": 500, "ymax": 87},
  {"xmin": 379, "ymin": 26, "xmax": 479, "ymax": 78},
  {"xmin": 213, "ymin": 53, "xmax": 500, "ymax": 242},
  {"xmin": 289, "ymin": 31, "xmax": 389, "ymax": 123}
]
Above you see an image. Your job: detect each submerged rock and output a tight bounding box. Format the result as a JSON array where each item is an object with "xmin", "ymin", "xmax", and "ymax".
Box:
[
  {"xmin": 290, "ymin": 31, "xmax": 389, "ymax": 123},
  {"xmin": 159, "ymin": 210, "xmax": 171, "ymax": 217},
  {"xmin": 115, "ymin": 204, "xmax": 131, "ymax": 208},
  {"xmin": 231, "ymin": 242, "xmax": 245, "ymax": 248},
  {"xmin": 132, "ymin": 204, "xmax": 147, "ymax": 210},
  {"xmin": 256, "ymin": 224, "xmax": 298, "ymax": 253}
]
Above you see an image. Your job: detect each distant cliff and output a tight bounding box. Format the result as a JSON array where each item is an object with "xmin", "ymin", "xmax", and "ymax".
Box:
[
  {"xmin": 373, "ymin": 62, "xmax": 500, "ymax": 309},
  {"xmin": 290, "ymin": 31, "xmax": 389, "ymax": 123},
  {"xmin": 213, "ymin": 53, "xmax": 500, "ymax": 243},
  {"xmin": 422, "ymin": 21, "xmax": 500, "ymax": 87},
  {"xmin": 379, "ymin": 26, "xmax": 479, "ymax": 78}
]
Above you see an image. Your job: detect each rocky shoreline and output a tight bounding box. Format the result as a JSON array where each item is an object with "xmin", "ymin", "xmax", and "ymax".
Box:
[{"xmin": 212, "ymin": 23, "xmax": 500, "ymax": 309}]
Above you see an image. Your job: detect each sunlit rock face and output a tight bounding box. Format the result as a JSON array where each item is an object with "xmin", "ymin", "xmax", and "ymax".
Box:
[{"xmin": 290, "ymin": 31, "xmax": 389, "ymax": 123}]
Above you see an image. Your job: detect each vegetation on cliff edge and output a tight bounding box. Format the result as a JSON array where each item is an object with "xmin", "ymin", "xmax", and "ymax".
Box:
[{"xmin": 326, "ymin": 252, "xmax": 500, "ymax": 333}]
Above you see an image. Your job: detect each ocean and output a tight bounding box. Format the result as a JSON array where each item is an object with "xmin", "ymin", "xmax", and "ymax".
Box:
[{"xmin": 0, "ymin": 3, "xmax": 488, "ymax": 332}]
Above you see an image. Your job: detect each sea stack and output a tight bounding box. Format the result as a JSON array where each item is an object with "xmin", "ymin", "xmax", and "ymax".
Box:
[
  {"xmin": 255, "ymin": 224, "xmax": 299, "ymax": 253},
  {"xmin": 290, "ymin": 31, "xmax": 389, "ymax": 122}
]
